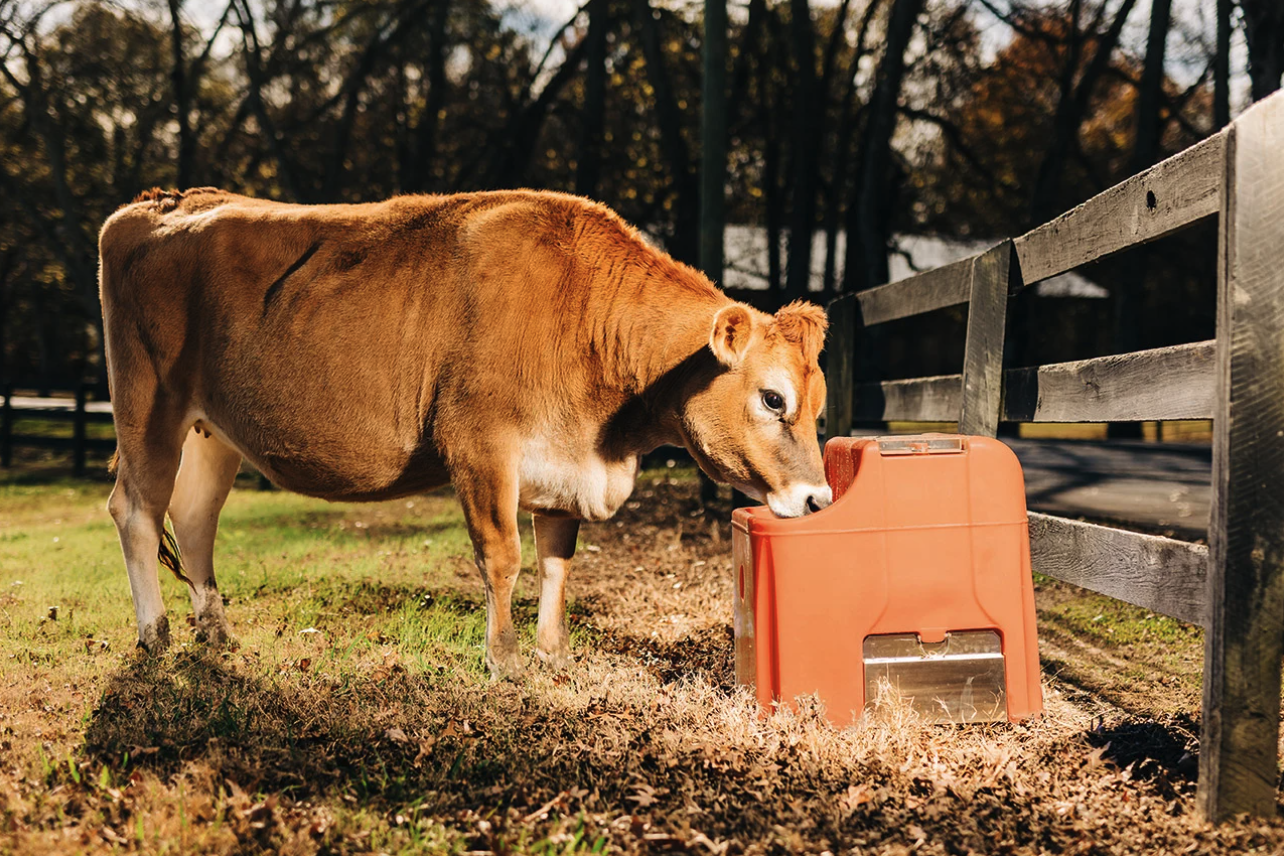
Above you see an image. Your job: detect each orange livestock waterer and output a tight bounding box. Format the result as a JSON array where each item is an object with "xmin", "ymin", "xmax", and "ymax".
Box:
[{"xmin": 731, "ymin": 434, "xmax": 1042, "ymax": 726}]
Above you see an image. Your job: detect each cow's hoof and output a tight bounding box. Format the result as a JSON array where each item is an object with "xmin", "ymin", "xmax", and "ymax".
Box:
[
  {"xmin": 136, "ymin": 615, "xmax": 172, "ymax": 654},
  {"xmin": 535, "ymin": 645, "xmax": 572, "ymax": 671},
  {"xmin": 194, "ymin": 615, "xmax": 237, "ymax": 650},
  {"xmin": 486, "ymin": 648, "xmax": 525, "ymax": 682}
]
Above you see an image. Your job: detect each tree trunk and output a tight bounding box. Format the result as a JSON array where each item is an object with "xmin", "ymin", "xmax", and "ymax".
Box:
[
  {"xmin": 1028, "ymin": 0, "xmax": 1139, "ymax": 226},
  {"xmin": 784, "ymin": 0, "xmax": 818, "ymax": 302},
  {"xmin": 234, "ymin": 0, "xmax": 310, "ymax": 202},
  {"xmin": 635, "ymin": 0, "xmax": 699, "ymax": 264},
  {"xmin": 0, "ymin": 249, "xmax": 12, "ymax": 385},
  {"xmin": 1215, "ymin": 0, "xmax": 1232, "ymax": 128},
  {"xmin": 490, "ymin": 36, "xmax": 591, "ymax": 190},
  {"xmin": 1110, "ymin": 0, "xmax": 1171, "ymax": 440},
  {"xmin": 728, "ymin": 0, "xmax": 767, "ymax": 134},
  {"xmin": 822, "ymin": 93, "xmax": 856, "ymax": 300},
  {"xmin": 34, "ymin": 285, "xmax": 51, "ymax": 398},
  {"xmin": 409, "ymin": 0, "xmax": 450, "ymax": 193},
  {"xmin": 764, "ymin": 125, "xmax": 784, "ymax": 294},
  {"xmin": 576, "ymin": 0, "xmax": 611, "ymax": 199},
  {"xmin": 755, "ymin": 8, "xmax": 785, "ymax": 293},
  {"xmin": 701, "ymin": 0, "xmax": 728, "ymax": 284},
  {"xmin": 822, "ymin": 0, "xmax": 882, "ymax": 299},
  {"xmin": 845, "ymin": 0, "xmax": 922, "ymax": 295},
  {"xmin": 3, "ymin": 45, "xmax": 107, "ymax": 388},
  {"xmin": 167, "ymin": 0, "xmax": 193, "ymax": 188},
  {"xmin": 324, "ymin": 4, "xmax": 421, "ymax": 201},
  {"xmin": 1241, "ymin": 0, "xmax": 1284, "ymax": 101},
  {"xmin": 1130, "ymin": 0, "xmax": 1171, "ymax": 174}
]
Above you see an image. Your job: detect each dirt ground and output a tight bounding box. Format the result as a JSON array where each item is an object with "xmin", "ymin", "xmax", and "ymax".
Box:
[{"xmin": 3, "ymin": 470, "xmax": 1284, "ymax": 854}]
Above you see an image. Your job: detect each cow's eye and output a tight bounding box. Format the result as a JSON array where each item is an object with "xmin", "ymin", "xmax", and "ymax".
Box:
[{"xmin": 762, "ymin": 390, "xmax": 785, "ymax": 412}]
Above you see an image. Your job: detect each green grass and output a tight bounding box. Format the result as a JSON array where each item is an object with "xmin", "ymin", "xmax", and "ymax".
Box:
[
  {"xmin": 0, "ymin": 474, "xmax": 582, "ymax": 854},
  {"xmin": 0, "ymin": 479, "xmax": 504, "ymax": 661},
  {"xmin": 1031, "ymin": 572, "xmax": 1205, "ymax": 715},
  {"xmin": 7, "ymin": 416, "xmax": 116, "ymax": 441}
]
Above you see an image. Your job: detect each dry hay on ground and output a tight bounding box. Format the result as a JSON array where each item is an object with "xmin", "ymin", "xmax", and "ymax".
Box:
[{"xmin": 3, "ymin": 476, "xmax": 1284, "ymax": 854}]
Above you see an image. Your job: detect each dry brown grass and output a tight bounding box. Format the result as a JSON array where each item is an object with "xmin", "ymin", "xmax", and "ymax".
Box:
[{"xmin": 2, "ymin": 470, "xmax": 1283, "ymax": 854}]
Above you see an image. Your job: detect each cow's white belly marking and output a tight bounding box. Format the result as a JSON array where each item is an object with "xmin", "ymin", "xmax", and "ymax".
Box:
[{"xmin": 518, "ymin": 436, "xmax": 639, "ymax": 521}]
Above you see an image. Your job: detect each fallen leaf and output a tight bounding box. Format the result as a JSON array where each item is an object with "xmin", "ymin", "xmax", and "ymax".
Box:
[
  {"xmin": 841, "ymin": 783, "xmax": 874, "ymax": 811},
  {"xmin": 413, "ymin": 737, "xmax": 437, "ymax": 767}
]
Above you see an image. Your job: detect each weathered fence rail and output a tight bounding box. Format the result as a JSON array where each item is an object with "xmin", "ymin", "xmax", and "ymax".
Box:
[
  {"xmin": 0, "ymin": 384, "xmax": 115, "ymax": 476},
  {"xmin": 850, "ymin": 339, "xmax": 1217, "ymax": 423},
  {"xmin": 825, "ymin": 91, "xmax": 1284, "ymax": 822}
]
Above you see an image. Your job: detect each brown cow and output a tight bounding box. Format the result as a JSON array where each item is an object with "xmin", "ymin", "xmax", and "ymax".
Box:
[{"xmin": 98, "ymin": 188, "xmax": 831, "ymax": 678}]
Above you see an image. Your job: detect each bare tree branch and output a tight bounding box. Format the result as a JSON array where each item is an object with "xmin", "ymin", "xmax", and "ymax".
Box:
[{"xmin": 900, "ymin": 106, "xmax": 1022, "ymax": 197}]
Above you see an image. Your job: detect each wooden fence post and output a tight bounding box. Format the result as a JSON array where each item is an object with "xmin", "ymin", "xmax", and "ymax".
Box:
[
  {"xmin": 957, "ymin": 241, "xmax": 1012, "ymax": 437},
  {"xmin": 73, "ymin": 383, "xmax": 88, "ymax": 478},
  {"xmin": 1, "ymin": 383, "xmax": 11, "ymax": 468},
  {"xmin": 1198, "ymin": 92, "xmax": 1284, "ymax": 822},
  {"xmin": 824, "ymin": 293, "xmax": 856, "ymax": 443}
]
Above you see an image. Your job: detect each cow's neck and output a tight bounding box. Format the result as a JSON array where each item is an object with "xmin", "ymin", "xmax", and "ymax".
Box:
[
  {"xmin": 596, "ymin": 287, "xmax": 729, "ymax": 457},
  {"xmin": 516, "ymin": 285, "xmax": 723, "ymax": 520}
]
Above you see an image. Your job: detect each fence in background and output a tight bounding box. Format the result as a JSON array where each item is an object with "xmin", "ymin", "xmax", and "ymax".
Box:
[
  {"xmin": 0, "ymin": 388, "xmax": 280, "ymax": 490},
  {"xmin": 0, "ymin": 383, "xmax": 114, "ymax": 477},
  {"xmin": 824, "ymin": 92, "xmax": 1284, "ymax": 822}
]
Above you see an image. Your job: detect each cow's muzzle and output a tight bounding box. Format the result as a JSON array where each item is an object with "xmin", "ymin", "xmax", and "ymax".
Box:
[{"xmin": 767, "ymin": 483, "xmax": 833, "ymax": 518}]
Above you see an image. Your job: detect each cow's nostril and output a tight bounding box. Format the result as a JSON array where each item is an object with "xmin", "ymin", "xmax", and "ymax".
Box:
[{"xmin": 806, "ymin": 495, "xmax": 822, "ymax": 514}]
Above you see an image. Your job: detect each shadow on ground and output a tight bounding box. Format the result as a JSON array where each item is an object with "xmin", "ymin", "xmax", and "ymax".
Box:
[
  {"xmin": 598, "ymin": 624, "xmax": 735, "ymax": 690},
  {"xmin": 1087, "ymin": 714, "xmax": 1201, "ymax": 789},
  {"xmin": 71, "ymin": 570, "xmax": 1250, "ymax": 855}
]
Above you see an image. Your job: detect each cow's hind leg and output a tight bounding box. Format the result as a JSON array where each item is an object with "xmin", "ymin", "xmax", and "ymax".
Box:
[
  {"xmin": 108, "ymin": 418, "xmax": 187, "ymax": 653},
  {"xmin": 533, "ymin": 514, "xmax": 578, "ymax": 669},
  {"xmin": 456, "ymin": 471, "xmax": 524, "ymax": 680},
  {"xmin": 169, "ymin": 428, "xmax": 242, "ymax": 647}
]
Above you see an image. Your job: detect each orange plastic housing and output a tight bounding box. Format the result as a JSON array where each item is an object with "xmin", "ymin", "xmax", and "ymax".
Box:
[{"xmin": 731, "ymin": 434, "xmax": 1042, "ymax": 725}]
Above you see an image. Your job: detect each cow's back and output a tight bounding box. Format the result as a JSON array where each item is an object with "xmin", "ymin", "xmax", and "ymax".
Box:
[
  {"xmin": 99, "ymin": 188, "xmax": 710, "ymax": 500},
  {"xmin": 100, "ymin": 188, "xmax": 723, "ymax": 502},
  {"xmin": 99, "ymin": 189, "xmax": 477, "ymax": 498}
]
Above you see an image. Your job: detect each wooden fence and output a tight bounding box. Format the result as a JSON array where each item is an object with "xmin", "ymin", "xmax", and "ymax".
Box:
[
  {"xmin": 0, "ymin": 383, "xmax": 115, "ymax": 476},
  {"xmin": 824, "ymin": 92, "xmax": 1284, "ymax": 822},
  {"xmin": 0, "ymin": 387, "xmax": 282, "ymax": 489}
]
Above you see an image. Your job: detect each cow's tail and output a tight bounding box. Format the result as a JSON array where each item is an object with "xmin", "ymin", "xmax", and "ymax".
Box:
[{"xmin": 158, "ymin": 524, "xmax": 192, "ymax": 588}]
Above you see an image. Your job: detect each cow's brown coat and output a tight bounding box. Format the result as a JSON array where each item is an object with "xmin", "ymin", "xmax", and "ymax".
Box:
[{"xmin": 99, "ymin": 188, "xmax": 830, "ymax": 676}]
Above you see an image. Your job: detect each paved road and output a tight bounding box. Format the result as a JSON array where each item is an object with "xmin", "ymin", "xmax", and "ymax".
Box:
[
  {"xmin": 7, "ymin": 395, "xmax": 1211, "ymax": 537},
  {"xmin": 1010, "ymin": 438, "xmax": 1209, "ymax": 540}
]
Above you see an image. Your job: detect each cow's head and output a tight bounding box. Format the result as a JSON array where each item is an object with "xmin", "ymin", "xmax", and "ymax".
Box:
[{"xmin": 679, "ymin": 300, "xmax": 832, "ymax": 517}]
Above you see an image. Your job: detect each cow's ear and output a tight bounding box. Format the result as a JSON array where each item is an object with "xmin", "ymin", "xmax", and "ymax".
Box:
[
  {"xmin": 774, "ymin": 300, "xmax": 828, "ymax": 363},
  {"xmin": 710, "ymin": 304, "xmax": 756, "ymax": 368}
]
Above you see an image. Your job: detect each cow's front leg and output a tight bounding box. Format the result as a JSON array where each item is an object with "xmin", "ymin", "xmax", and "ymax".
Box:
[
  {"xmin": 533, "ymin": 514, "xmax": 579, "ymax": 669},
  {"xmin": 458, "ymin": 475, "xmax": 525, "ymax": 680}
]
